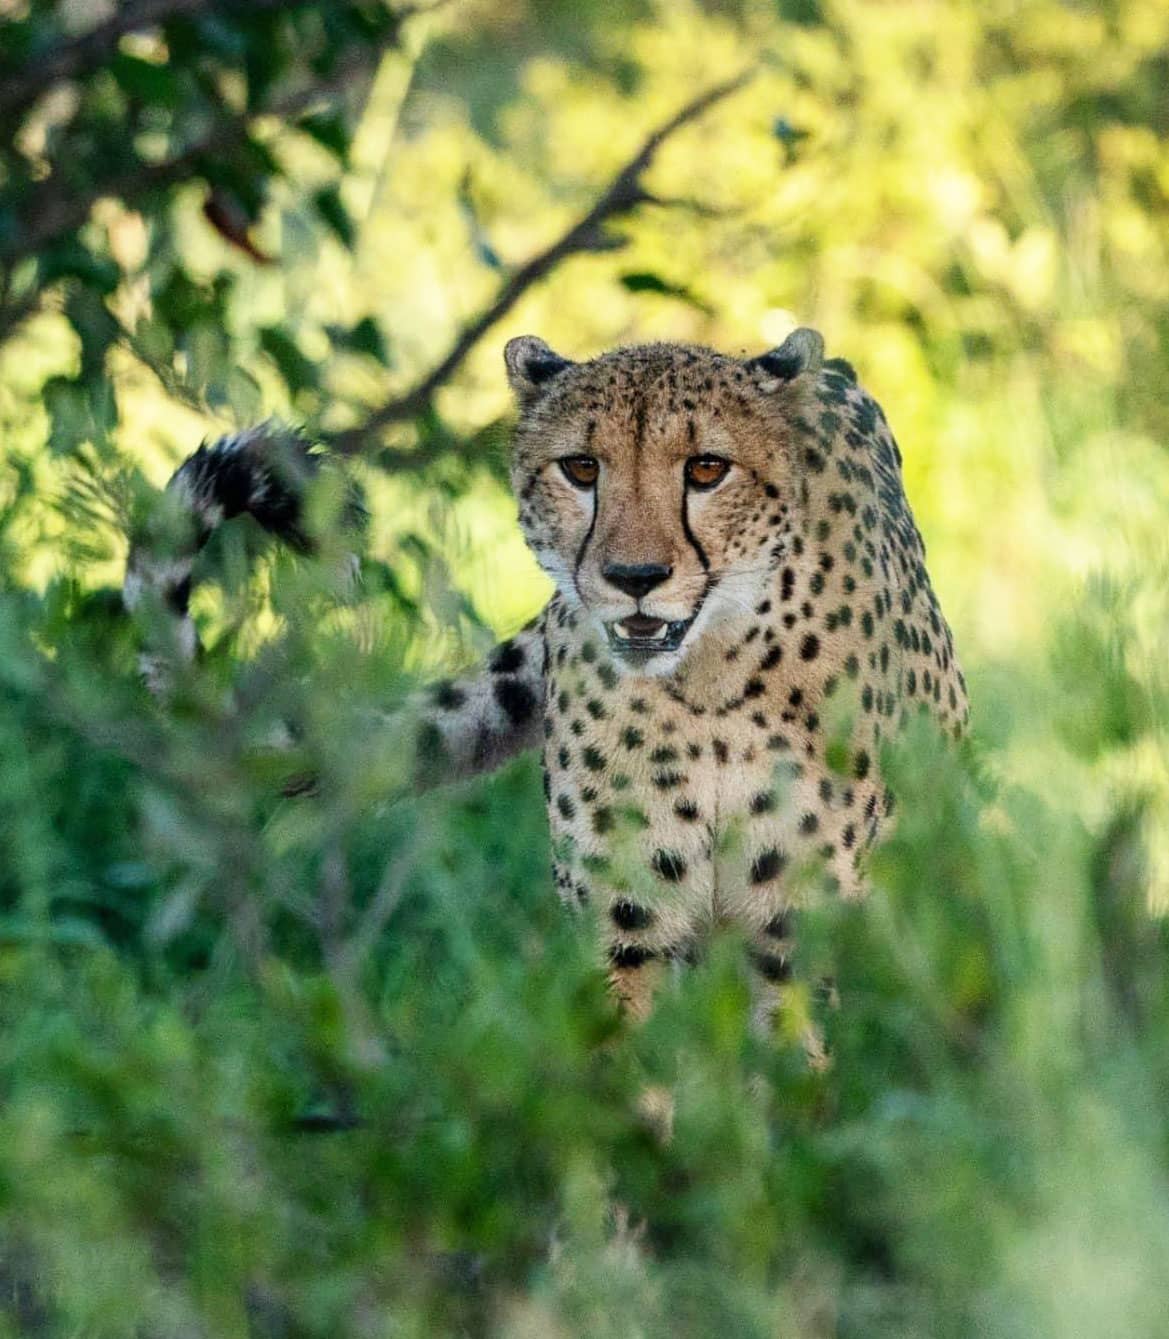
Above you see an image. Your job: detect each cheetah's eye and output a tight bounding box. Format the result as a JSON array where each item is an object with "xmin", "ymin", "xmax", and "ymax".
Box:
[
  {"xmin": 559, "ymin": 455, "xmax": 600, "ymax": 488},
  {"xmin": 684, "ymin": 455, "xmax": 730, "ymax": 490}
]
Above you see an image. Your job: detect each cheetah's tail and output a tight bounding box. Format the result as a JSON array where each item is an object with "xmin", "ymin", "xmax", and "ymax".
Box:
[{"xmin": 123, "ymin": 422, "xmax": 365, "ymax": 693}]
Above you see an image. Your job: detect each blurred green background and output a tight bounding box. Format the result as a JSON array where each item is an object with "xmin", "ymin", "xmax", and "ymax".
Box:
[{"xmin": 1, "ymin": 0, "xmax": 1169, "ymax": 1334}]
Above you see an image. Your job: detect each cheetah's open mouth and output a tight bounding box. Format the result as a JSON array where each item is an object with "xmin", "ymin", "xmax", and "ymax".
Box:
[{"xmin": 605, "ymin": 613, "xmax": 695, "ymax": 659}]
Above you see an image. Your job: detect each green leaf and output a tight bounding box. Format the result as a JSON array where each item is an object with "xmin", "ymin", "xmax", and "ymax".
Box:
[
  {"xmin": 299, "ymin": 110, "xmax": 351, "ymax": 163},
  {"xmin": 109, "ymin": 53, "xmax": 182, "ymax": 107},
  {"xmin": 313, "ymin": 185, "xmax": 355, "ymax": 248},
  {"xmin": 43, "ymin": 376, "xmax": 116, "ymax": 456},
  {"xmin": 260, "ymin": 326, "xmax": 318, "ymax": 394},
  {"xmin": 225, "ymin": 366, "xmax": 263, "ymax": 422},
  {"xmin": 619, "ymin": 271, "xmax": 712, "ymax": 313},
  {"xmin": 328, "ymin": 316, "xmax": 390, "ymax": 366},
  {"xmin": 38, "ymin": 242, "xmax": 120, "ymax": 296},
  {"xmin": 184, "ymin": 321, "xmax": 231, "ymax": 395},
  {"xmin": 777, "ymin": 0, "xmax": 824, "ymax": 24},
  {"xmin": 64, "ymin": 287, "xmax": 119, "ymax": 378}
]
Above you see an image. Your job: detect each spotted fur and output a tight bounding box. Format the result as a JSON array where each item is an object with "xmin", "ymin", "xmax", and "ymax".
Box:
[
  {"xmin": 124, "ymin": 424, "xmax": 364, "ymax": 691},
  {"xmin": 127, "ymin": 330, "xmax": 967, "ymax": 1025},
  {"xmin": 491, "ymin": 328, "xmax": 968, "ymax": 1020}
]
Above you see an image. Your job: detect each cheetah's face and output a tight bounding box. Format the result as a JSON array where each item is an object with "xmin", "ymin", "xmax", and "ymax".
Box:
[{"xmin": 505, "ymin": 330, "xmax": 824, "ymax": 675}]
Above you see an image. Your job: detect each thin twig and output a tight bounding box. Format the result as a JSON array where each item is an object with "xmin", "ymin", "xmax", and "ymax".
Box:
[
  {"xmin": 326, "ymin": 70, "xmax": 753, "ymax": 457},
  {"xmin": 318, "ymin": 838, "xmax": 351, "ymax": 966},
  {"xmin": 335, "ymin": 844, "xmax": 417, "ymax": 978}
]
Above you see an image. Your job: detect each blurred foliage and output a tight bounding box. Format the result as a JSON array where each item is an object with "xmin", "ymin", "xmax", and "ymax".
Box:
[{"xmin": 2, "ymin": 0, "xmax": 1169, "ymax": 1334}]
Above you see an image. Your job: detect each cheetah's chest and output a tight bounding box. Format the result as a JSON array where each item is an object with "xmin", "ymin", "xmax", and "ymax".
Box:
[{"xmin": 540, "ymin": 628, "xmax": 877, "ymax": 927}]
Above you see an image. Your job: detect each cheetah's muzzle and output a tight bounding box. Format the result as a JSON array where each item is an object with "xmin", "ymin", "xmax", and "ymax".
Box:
[{"xmin": 605, "ymin": 612, "xmax": 695, "ymax": 661}]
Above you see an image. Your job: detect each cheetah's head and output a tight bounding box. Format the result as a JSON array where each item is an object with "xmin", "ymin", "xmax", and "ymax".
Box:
[{"xmin": 506, "ymin": 328, "xmax": 824, "ymax": 676}]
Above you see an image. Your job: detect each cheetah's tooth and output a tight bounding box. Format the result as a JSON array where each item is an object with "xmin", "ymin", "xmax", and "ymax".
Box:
[
  {"xmin": 648, "ymin": 623, "xmax": 668, "ymax": 639},
  {"xmin": 614, "ymin": 622, "xmax": 632, "ymax": 639}
]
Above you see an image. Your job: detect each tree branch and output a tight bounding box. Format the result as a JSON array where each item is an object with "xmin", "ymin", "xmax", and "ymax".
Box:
[
  {"xmin": 0, "ymin": 0, "xmax": 442, "ymax": 132},
  {"xmin": 0, "ymin": 0, "xmax": 292, "ymax": 130},
  {"xmin": 325, "ymin": 71, "xmax": 753, "ymax": 458},
  {"xmin": 0, "ymin": 50, "xmax": 386, "ymax": 271}
]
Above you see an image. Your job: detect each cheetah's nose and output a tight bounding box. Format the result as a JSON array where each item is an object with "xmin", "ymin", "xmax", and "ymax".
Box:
[{"xmin": 602, "ymin": 563, "xmax": 673, "ymax": 600}]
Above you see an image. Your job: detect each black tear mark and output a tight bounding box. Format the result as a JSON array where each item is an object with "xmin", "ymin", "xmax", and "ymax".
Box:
[{"xmin": 681, "ymin": 486, "xmax": 710, "ymax": 572}]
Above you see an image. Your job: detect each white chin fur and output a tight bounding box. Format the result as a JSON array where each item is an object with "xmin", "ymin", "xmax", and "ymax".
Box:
[{"xmin": 631, "ymin": 648, "xmax": 686, "ymax": 678}]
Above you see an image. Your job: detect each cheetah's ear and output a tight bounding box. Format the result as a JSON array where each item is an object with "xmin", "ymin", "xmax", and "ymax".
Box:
[
  {"xmin": 504, "ymin": 336, "xmax": 575, "ymax": 404},
  {"xmin": 746, "ymin": 327, "xmax": 824, "ymax": 393}
]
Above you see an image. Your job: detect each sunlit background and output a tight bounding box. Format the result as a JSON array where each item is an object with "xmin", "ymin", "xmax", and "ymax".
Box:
[
  {"xmin": 2, "ymin": 1, "xmax": 1169, "ymax": 1334},
  {"xmin": 6, "ymin": 2, "xmax": 1168, "ymax": 708}
]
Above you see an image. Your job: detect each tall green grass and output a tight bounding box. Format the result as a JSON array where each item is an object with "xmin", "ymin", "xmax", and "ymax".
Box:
[{"xmin": 1, "ymin": 476, "xmax": 1167, "ymax": 1336}]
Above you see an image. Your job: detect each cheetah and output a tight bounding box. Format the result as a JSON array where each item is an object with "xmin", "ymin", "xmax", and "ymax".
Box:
[{"xmin": 126, "ymin": 327, "xmax": 968, "ymax": 1023}]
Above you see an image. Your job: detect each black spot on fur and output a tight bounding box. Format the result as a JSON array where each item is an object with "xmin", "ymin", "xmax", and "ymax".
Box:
[
  {"xmin": 611, "ymin": 900, "xmax": 654, "ymax": 930},
  {"xmin": 751, "ymin": 848, "xmax": 786, "ymax": 883},
  {"xmin": 431, "ymin": 681, "xmax": 465, "ymax": 709},
  {"xmin": 653, "ymin": 849, "xmax": 687, "ymax": 882},
  {"xmin": 764, "ymin": 910, "xmax": 791, "ymax": 938},
  {"xmin": 493, "ymin": 677, "xmax": 536, "ymax": 725},
  {"xmin": 489, "ymin": 640, "xmax": 525, "ymax": 673},
  {"xmin": 582, "ymin": 745, "xmax": 606, "ymax": 772}
]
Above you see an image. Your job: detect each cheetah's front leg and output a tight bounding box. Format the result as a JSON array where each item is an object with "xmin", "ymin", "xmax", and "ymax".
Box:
[{"xmin": 409, "ymin": 617, "xmax": 548, "ymax": 787}]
